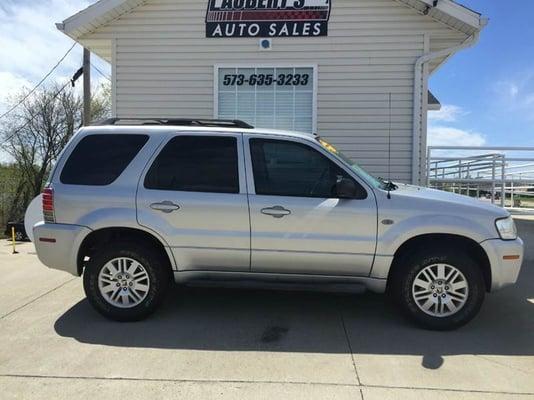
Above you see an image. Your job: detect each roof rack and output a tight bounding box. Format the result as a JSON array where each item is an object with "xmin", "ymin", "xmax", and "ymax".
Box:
[{"xmin": 93, "ymin": 118, "xmax": 254, "ymax": 129}]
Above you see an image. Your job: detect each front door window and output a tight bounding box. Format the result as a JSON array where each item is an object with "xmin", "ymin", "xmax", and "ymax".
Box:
[{"xmin": 249, "ymin": 138, "xmax": 365, "ymax": 199}]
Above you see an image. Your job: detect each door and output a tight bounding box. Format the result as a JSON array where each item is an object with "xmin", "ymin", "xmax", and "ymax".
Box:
[
  {"xmin": 137, "ymin": 133, "xmax": 250, "ymax": 271},
  {"xmin": 245, "ymin": 135, "xmax": 377, "ymax": 276}
]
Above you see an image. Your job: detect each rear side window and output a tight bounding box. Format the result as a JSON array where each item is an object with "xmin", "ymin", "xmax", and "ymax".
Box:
[
  {"xmin": 60, "ymin": 134, "xmax": 149, "ymax": 186},
  {"xmin": 144, "ymin": 136, "xmax": 239, "ymax": 194}
]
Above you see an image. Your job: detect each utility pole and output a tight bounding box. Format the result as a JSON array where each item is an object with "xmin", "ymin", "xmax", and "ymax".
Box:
[{"xmin": 83, "ymin": 48, "xmax": 91, "ymax": 126}]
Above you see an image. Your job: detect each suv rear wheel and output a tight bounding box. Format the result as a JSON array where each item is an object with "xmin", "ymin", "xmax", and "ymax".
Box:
[
  {"xmin": 391, "ymin": 249, "xmax": 486, "ymax": 330},
  {"xmin": 83, "ymin": 242, "xmax": 169, "ymax": 321}
]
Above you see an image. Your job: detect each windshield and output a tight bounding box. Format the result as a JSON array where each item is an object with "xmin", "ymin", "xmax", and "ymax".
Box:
[{"xmin": 317, "ymin": 137, "xmax": 389, "ymax": 190}]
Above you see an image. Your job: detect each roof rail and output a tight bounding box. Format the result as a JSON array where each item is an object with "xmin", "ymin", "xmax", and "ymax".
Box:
[{"xmin": 92, "ymin": 118, "xmax": 254, "ymax": 129}]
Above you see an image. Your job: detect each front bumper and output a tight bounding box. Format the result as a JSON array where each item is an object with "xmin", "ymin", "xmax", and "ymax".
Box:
[
  {"xmin": 480, "ymin": 237, "xmax": 524, "ymax": 291},
  {"xmin": 33, "ymin": 222, "xmax": 92, "ymax": 276}
]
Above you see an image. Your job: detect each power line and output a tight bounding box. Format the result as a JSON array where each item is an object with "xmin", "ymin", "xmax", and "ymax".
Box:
[
  {"xmin": 0, "ymin": 42, "xmax": 77, "ymax": 121},
  {"xmin": 91, "ymin": 62, "xmax": 111, "ymax": 82},
  {"xmin": 1, "ymin": 79, "xmax": 73, "ymax": 145},
  {"xmin": 2, "ymin": 63, "xmax": 90, "ymax": 145}
]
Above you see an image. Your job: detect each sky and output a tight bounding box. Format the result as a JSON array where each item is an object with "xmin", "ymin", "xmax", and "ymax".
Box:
[
  {"xmin": 0, "ymin": 0, "xmax": 110, "ymax": 116},
  {"xmin": 428, "ymin": 0, "xmax": 534, "ymax": 148},
  {"xmin": 1, "ymin": 0, "xmax": 533, "ymax": 151}
]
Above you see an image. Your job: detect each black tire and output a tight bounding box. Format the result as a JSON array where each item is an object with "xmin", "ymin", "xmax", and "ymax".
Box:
[
  {"xmin": 83, "ymin": 241, "xmax": 170, "ymax": 322},
  {"xmin": 390, "ymin": 248, "xmax": 486, "ymax": 330}
]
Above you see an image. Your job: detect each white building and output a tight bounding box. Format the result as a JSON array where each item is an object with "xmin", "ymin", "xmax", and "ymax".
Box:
[{"xmin": 58, "ymin": 0, "xmax": 486, "ymax": 183}]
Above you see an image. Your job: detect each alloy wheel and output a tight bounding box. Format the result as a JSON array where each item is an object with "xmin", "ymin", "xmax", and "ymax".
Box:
[
  {"xmin": 97, "ymin": 257, "xmax": 150, "ymax": 308},
  {"xmin": 411, "ymin": 263, "xmax": 469, "ymax": 317}
]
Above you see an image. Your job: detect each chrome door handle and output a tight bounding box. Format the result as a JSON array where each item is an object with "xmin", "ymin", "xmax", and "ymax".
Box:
[
  {"xmin": 150, "ymin": 201, "xmax": 180, "ymax": 213},
  {"xmin": 261, "ymin": 206, "xmax": 291, "ymax": 218}
]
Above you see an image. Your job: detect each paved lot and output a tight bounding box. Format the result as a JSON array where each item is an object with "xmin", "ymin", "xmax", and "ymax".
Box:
[{"xmin": 0, "ymin": 220, "xmax": 533, "ymax": 399}]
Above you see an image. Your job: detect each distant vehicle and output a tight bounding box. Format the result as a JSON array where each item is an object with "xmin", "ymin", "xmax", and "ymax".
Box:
[
  {"xmin": 5, "ymin": 221, "xmax": 28, "ymax": 241},
  {"xmin": 32, "ymin": 118, "xmax": 524, "ymax": 330}
]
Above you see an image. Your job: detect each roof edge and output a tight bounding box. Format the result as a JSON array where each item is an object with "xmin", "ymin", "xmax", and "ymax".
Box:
[
  {"xmin": 58, "ymin": 0, "xmax": 147, "ymax": 39},
  {"xmin": 419, "ymin": 0, "xmax": 485, "ymax": 30},
  {"xmin": 428, "ymin": 91, "xmax": 441, "ymax": 111},
  {"xmin": 58, "ymin": 0, "xmax": 485, "ymax": 40}
]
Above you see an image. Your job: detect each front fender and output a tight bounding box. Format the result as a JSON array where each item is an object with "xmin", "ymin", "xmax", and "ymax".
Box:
[
  {"xmin": 370, "ymin": 214, "xmax": 497, "ymax": 279},
  {"xmin": 377, "ymin": 214, "xmax": 496, "ymax": 256}
]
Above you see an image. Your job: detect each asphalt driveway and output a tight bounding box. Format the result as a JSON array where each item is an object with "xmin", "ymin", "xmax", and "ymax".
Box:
[{"xmin": 0, "ymin": 220, "xmax": 533, "ymax": 399}]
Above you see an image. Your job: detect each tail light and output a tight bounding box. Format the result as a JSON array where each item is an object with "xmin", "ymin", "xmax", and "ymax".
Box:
[{"xmin": 42, "ymin": 187, "xmax": 55, "ymax": 223}]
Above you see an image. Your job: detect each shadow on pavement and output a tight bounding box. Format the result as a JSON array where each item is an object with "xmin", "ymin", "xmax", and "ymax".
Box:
[{"xmin": 54, "ymin": 222, "xmax": 534, "ymax": 360}]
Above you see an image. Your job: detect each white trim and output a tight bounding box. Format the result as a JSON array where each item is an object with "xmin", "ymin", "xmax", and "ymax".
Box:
[
  {"xmin": 312, "ymin": 65, "xmax": 318, "ymax": 133},
  {"xmin": 411, "ymin": 31, "xmax": 481, "ymax": 184},
  {"xmin": 111, "ymin": 38, "xmax": 117, "ymax": 117},
  {"xmin": 213, "ymin": 63, "xmax": 318, "ymax": 133},
  {"xmin": 418, "ymin": 0, "xmax": 483, "ymax": 29},
  {"xmin": 60, "ymin": 0, "xmax": 148, "ymax": 39},
  {"xmin": 59, "ymin": 0, "xmax": 484, "ymax": 39},
  {"xmin": 213, "ymin": 65, "xmax": 219, "ymax": 121},
  {"xmin": 420, "ymin": 34, "xmax": 430, "ymax": 185}
]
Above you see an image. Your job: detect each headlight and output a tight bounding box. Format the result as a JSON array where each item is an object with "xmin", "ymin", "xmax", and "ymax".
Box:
[{"xmin": 495, "ymin": 216, "xmax": 517, "ymax": 240}]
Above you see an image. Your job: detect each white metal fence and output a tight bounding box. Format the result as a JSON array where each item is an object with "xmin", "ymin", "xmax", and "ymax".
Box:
[{"xmin": 426, "ymin": 146, "xmax": 534, "ymax": 209}]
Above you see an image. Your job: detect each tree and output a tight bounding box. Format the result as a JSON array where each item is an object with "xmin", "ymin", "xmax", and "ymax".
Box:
[
  {"xmin": 0, "ymin": 163, "xmax": 19, "ymax": 229},
  {"xmin": 0, "ymin": 82, "xmax": 111, "ymax": 221}
]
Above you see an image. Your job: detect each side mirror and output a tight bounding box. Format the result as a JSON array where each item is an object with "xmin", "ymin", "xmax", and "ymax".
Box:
[{"xmin": 335, "ymin": 178, "xmax": 358, "ymax": 199}]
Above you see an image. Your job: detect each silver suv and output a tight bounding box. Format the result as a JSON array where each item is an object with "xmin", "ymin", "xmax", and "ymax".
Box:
[{"xmin": 33, "ymin": 119, "xmax": 523, "ymax": 330}]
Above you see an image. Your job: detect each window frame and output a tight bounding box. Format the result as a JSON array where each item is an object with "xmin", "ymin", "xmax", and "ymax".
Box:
[
  {"xmin": 141, "ymin": 131, "xmax": 247, "ymax": 195},
  {"xmin": 214, "ymin": 63, "xmax": 318, "ymax": 133},
  {"xmin": 244, "ymin": 134, "xmax": 369, "ymax": 200}
]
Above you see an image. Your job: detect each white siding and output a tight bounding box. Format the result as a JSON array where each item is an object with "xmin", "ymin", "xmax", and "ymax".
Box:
[{"xmin": 80, "ymin": 0, "xmax": 469, "ymax": 183}]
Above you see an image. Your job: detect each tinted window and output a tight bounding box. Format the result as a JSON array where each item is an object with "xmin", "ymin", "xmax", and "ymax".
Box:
[
  {"xmin": 60, "ymin": 134, "xmax": 148, "ymax": 186},
  {"xmin": 144, "ymin": 136, "xmax": 239, "ymax": 194},
  {"xmin": 250, "ymin": 139, "xmax": 364, "ymax": 198}
]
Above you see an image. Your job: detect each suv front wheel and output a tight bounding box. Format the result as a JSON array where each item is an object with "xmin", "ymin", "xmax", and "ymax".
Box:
[
  {"xmin": 391, "ymin": 249, "xmax": 486, "ymax": 330},
  {"xmin": 83, "ymin": 242, "xmax": 169, "ymax": 321}
]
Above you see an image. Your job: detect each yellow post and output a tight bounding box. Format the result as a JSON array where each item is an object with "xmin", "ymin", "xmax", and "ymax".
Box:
[{"xmin": 11, "ymin": 227, "xmax": 18, "ymax": 254}]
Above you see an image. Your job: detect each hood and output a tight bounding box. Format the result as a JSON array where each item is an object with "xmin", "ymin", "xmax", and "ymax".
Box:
[{"xmin": 392, "ymin": 183, "xmax": 509, "ymax": 218}]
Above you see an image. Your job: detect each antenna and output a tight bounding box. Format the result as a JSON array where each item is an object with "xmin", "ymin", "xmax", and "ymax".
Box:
[
  {"xmin": 388, "ymin": 92, "xmax": 392, "ymax": 180},
  {"xmin": 387, "ymin": 92, "xmax": 392, "ymax": 199}
]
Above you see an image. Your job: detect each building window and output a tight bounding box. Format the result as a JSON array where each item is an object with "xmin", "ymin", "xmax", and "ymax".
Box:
[{"xmin": 216, "ymin": 66, "xmax": 315, "ymax": 133}]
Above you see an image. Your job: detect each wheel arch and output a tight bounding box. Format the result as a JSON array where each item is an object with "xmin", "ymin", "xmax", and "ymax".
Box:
[
  {"xmin": 77, "ymin": 227, "xmax": 175, "ymax": 276},
  {"xmin": 387, "ymin": 233, "xmax": 492, "ymax": 292}
]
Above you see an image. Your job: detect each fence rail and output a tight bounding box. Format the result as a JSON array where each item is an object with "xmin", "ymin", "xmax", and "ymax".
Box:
[{"xmin": 426, "ymin": 146, "xmax": 534, "ymax": 208}]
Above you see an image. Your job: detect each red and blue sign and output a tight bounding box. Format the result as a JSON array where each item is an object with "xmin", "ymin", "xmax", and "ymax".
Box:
[{"xmin": 206, "ymin": 0, "xmax": 331, "ymax": 38}]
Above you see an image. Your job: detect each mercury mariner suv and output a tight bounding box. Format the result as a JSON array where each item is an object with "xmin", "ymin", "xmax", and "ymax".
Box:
[{"xmin": 33, "ymin": 118, "xmax": 523, "ymax": 330}]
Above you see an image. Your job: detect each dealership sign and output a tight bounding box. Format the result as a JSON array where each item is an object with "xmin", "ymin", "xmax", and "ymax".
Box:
[{"xmin": 206, "ymin": 0, "xmax": 331, "ymax": 38}]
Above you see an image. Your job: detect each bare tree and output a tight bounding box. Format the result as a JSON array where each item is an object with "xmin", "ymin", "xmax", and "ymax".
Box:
[{"xmin": 1, "ymin": 82, "xmax": 110, "ymax": 221}]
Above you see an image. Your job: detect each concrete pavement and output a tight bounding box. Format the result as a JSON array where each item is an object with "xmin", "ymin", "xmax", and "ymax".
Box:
[{"xmin": 0, "ymin": 220, "xmax": 533, "ymax": 399}]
